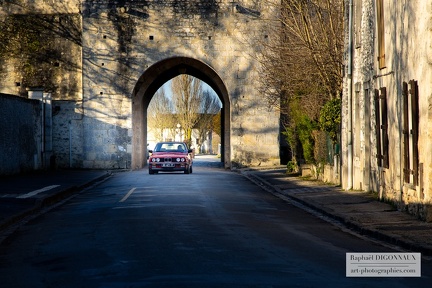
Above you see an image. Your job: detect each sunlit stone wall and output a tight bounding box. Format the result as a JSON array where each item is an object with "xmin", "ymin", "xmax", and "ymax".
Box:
[
  {"xmin": 81, "ymin": 0, "xmax": 280, "ymax": 168},
  {"xmin": 0, "ymin": 1, "xmax": 281, "ymax": 169}
]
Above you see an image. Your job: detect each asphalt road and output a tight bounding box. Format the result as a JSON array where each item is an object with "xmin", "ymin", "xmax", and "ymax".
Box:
[{"xmin": 0, "ymin": 162, "xmax": 430, "ymax": 287}]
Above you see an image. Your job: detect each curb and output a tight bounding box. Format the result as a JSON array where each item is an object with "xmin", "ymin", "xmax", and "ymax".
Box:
[
  {"xmin": 0, "ymin": 171, "xmax": 112, "ymax": 233},
  {"xmin": 242, "ymin": 170, "xmax": 432, "ymax": 257}
]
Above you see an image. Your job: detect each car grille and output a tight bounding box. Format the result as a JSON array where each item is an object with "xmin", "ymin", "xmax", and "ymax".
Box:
[{"xmin": 151, "ymin": 157, "xmax": 186, "ymax": 163}]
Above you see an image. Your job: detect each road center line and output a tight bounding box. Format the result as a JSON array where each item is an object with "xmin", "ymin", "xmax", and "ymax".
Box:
[
  {"xmin": 120, "ymin": 187, "xmax": 136, "ymax": 202},
  {"xmin": 17, "ymin": 185, "xmax": 60, "ymax": 199}
]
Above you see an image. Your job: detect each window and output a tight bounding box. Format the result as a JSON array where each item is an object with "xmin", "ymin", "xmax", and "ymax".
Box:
[
  {"xmin": 374, "ymin": 87, "xmax": 389, "ymax": 168},
  {"xmin": 403, "ymin": 80, "xmax": 419, "ymax": 185},
  {"xmin": 354, "ymin": 0, "xmax": 363, "ymax": 48},
  {"xmin": 376, "ymin": 0, "xmax": 386, "ymax": 69},
  {"xmin": 354, "ymin": 83, "xmax": 361, "ymax": 158}
]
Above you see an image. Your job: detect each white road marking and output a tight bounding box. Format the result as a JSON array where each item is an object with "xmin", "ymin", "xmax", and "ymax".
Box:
[
  {"xmin": 120, "ymin": 187, "xmax": 136, "ymax": 202},
  {"xmin": 113, "ymin": 204, "xmax": 206, "ymax": 209},
  {"xmin": 16, "ymin": 185, "xmax": 60, "ymax": 199},
  {"xmin": 118, "ymin": 186, "xmax": 195, "ymax": 203}
]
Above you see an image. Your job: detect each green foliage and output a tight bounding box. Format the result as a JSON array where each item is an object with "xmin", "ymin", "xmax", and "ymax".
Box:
[
  {"xmin": 297, "ymin": 115, "xmax": 317, "ymax": 163},
  {"xmin": 318, "ymin": 98, "xmax": 341, "ymax": 143},
  {"xmin": 286, "ymin": 160, "xmax": 298, "ymax": 173},
  {"xmin": 282, "ymin": 98, "xmax": 317, "ymax": 164},
  {"xmin": 281, "ymin": 126, "xmax": 296, "ymax": 156}
]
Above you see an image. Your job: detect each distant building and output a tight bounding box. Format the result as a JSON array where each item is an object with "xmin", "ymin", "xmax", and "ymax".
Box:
[{"xmin": 147, "ymin": 114, "xmax": 221, "ymax": 155}]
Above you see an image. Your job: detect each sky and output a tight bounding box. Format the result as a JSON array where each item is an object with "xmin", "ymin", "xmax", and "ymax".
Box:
[{"xmin": 156, "ymin": 77, "xmax": 222, "ymax": 108}]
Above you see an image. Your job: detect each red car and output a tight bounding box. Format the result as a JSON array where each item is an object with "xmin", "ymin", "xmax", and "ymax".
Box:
[{"xmin": 148, "ymin": 142, "xmax": 193, "ymax": 174}]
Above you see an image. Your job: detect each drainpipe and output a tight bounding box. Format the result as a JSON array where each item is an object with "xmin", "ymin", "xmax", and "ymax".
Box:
[
  {"xmin": 41, "ymin": 92, "xmax": 45, "ymax": 167},
  {"xmin": 69, "ymin": 120, "xmax": 72, "ymax": 168},
  {"xmin": 346, "ymin": 0, "xmax": 354, "ymax": 190},
  {"xmin": 28, "ymin": 88, "xmax": 45, "ymax": 169}
]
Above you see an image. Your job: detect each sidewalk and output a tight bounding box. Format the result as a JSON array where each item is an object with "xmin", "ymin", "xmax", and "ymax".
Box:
[
  {"xmin": 242, "ymin": 168, "xmax": 432, "ymax": 257},
  {"xmin": 0, "ymin": 169, "xmax": 111, "ymax": 232}
]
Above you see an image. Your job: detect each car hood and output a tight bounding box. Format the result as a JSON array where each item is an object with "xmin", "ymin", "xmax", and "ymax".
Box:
[{"xmin": 150, "ymin": 152, "xmax": 189, "ymax": 157}]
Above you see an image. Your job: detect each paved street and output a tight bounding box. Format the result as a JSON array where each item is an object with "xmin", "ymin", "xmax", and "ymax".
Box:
[
  {"xmin": 242, "ymin": 169, "xmax": 432, "ymax": 256},
  {"xmin": 0, "ymin": 158, "xmax": 431, "ymax": 287}
]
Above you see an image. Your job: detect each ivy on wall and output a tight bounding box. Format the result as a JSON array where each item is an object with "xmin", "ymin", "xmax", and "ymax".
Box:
[
  {"xmin": 282, "ymin": 98, "xmax": 317, "ymax": 164},
  {"xmin": 318, "ymin": 97, "xmax": 341, "ymax": 144}
]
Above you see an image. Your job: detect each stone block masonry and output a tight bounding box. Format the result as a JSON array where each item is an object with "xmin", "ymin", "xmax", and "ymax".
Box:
[
  {"xmin": 0, "ymin": 0, "xmax": 281, "ymax": 171},
  {"xmin": 81, "ymin": 0, "xmax": 280, "ymax": 169},
  {"xmin": 0, "ymin": 94, "xmax": 42, "ymax": 174}
]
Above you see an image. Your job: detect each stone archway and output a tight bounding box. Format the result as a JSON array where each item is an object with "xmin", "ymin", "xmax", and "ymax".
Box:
[{"xmin": 131, "ymin": 56, "xmax": 231, "ymax": 170}]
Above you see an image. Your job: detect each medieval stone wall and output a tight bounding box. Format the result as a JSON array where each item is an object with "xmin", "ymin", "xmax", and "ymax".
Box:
[
  {"xmin": 0, "ymin": 1, "xmax": 82, "ymax": 100},
  {"xmin": 51, "ymin": 100, "xmax": 84, "ymax": 168},
  {"xmin": 0, "ymin": 94, "xmax": 41, "ymax": 174},
  {"xmin": 0, "ymin": 0, "xmax": 281, "ymax": 171},
  {"xmin": 81, "ymin": 0, "xmax": 280, "ymax": 169}
]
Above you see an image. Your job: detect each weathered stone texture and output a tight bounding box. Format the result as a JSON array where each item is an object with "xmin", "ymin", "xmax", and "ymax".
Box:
[
  {"xmin": 51, "ymin": 101, "xmax": 84, "ymax": 168},
  {"xmin": 0, "ymin": 3, "xmax": 82, "ymax": 100},
  {"xmin": 81, "ymin": 0, "xmax": 279, "ymax": 168},
  {"xmin": 343, "ymin": 0, "xmax": 432, "ymax": 220},
  {"xmin": 1, "ymin": 0, "xmax": 281, "ymax": 171},
  {"xmin": 0, "ymin": 94, "xmax": 41, "ymax": 174}
]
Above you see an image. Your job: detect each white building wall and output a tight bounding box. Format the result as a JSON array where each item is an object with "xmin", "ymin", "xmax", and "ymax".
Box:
[{"xmin": 343, "ymin": 0, "xmax": 432, "ymax": 220}]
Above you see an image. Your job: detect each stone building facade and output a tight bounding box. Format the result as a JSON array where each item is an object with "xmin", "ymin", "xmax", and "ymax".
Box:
[
  {"xmin": 342, "ymin": 0, "xmax": 432, "ymax": 220},
  {"xmin": 0, "ymin": 1, "xmax": 281, "ymax": 171},
  {"xmin": 0, "ymin": 93, "xmax": 42, "ymax": 174}
]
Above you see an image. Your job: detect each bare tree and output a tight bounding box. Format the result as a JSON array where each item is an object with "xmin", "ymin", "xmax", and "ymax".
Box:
[
  {"xmin": 283, "ymin": 0, "xmax": 344, "ymax": 98},
  {"xmin": 257, "ymin": 0, "xmax": 344, "ymax": 163},
  {"xmin": 195, "ymin": 90, "xmax": 222, "ymax": 152},
  {"xmin": 259, "ymin": 0, "xmax": 344, "ymax": 117},
  {"xmin": 148, "ymin": 76, "xmax": 221, "ymax": 149},
  {"xmin": 171, "ymin": 74, "xmax": 203, "ymax": 146},
  {"xmin": 147, "ymin": 88, "xmax": 175, "ymax": 142}
]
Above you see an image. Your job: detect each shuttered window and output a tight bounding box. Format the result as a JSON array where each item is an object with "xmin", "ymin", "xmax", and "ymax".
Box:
[
  {"xmin": 403, "ymin": 80, "xmax": 419, "ymax": 185},
  {"xmin": 376, "ymin": 0, "xmax": 386, "ymax": 69},
  {"xmin": 402, "ymin": 82, "xmax": 410, "ymax": 183},
  {"xmin": 354, "ymin": 0, "xmax": 363, "ymax": 48},
  {"xmin": 374, "ymin": 87, "xmax": 389, "ymax": 168}
]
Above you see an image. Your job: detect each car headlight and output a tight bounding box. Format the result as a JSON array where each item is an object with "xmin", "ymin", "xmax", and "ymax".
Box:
[
  {"xmin": 181, "ymin": 158, "xmax": 185, "ymax": 162},
  {"xmin": 176, "ymin": 158, "xmax": 181, "ymax": 162}
]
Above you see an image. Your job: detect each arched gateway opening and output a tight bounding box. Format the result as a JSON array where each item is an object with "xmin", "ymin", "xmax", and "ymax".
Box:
[{"xmin": 131, "ymin": 57, "xmax": 230, "ymax": 170}]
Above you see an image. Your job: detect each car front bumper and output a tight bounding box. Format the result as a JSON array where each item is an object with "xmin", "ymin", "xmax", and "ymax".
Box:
[{"xmin": 149, "ymin": 163, "xmax": 190, "ymax": 172}]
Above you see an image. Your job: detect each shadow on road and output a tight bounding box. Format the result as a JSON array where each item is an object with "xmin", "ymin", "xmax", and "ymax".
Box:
[{"xmin": 193, "ymin": 154, "xmax": 224, "ymax": 168}]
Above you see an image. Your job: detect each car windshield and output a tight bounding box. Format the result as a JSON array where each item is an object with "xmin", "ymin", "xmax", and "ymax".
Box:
[{"xmin": 154, "ymin": 143, "xmax": 187, "ymax": 152}]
